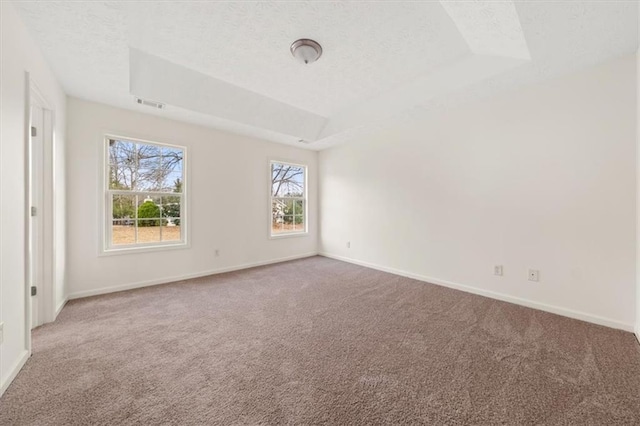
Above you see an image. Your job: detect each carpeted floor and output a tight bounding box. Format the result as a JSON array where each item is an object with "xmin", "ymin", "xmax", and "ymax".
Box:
[{"xmin": 1, "ymin": 256, "xmax": 639, "ymax": 425}]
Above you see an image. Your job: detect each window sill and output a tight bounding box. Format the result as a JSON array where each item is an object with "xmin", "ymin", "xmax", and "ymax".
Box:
[
  {"xmin": 100, "ymin": 242, "xmax": 190, "ymax": 256},
  {"xmin": 269, "ymin": 232, "xmax": 309, "ymax": 240}
]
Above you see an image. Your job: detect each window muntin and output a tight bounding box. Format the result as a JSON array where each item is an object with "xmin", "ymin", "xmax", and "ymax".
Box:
[
  {"xmin": 105, "ymin": 137, "xmax": 185, "ymax": 251},
  {"xmin": 271, "ymin": 161, "xmax": 307, "ymax": 236}
]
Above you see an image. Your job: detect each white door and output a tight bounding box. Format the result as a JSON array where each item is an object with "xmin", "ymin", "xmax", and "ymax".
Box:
[{"xmin": 29, "ymin": 105, "xmax": 45, "ymax": 329}]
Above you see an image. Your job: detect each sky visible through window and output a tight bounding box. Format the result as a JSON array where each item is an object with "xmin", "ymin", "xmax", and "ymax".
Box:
[
  {"xmin": 271, "ymin": 163, "xmax": 304, "ymax": 197},
  {"xmin": 109, "ymin": 139, "xmax": 183, "ymax": 193}
]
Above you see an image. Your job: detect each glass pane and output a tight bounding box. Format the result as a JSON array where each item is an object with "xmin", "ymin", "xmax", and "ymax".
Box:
[
  {"xmin": 108, "ymin": 139, "xmax": 135, "ymax": 165},
  {"xmin": 161, "ymin": 147, "xmax": 184, "ymax": 193},
  {"xmin": 272, "ymin": 199, "xmax": 285, "ymax": 224},
  {"xmin": 293, "ymin": 200, "xmax": 304, "ymax": 216},
  {"xmin": 162, "ymin": 171, "xmax": 183, "ymax": 193},
  {"xmin": 138, "ymin": 143, "xmax": 162, "ymax": 169},
  {"xmin": 111, "ymin": 220, "xmax": 135, "ymax": 246},
  {"xmin": 136, "ymin": 168, "xmax": 163, "ymax": 191},
  {"xmin": 136, "ymin": 221, "xmax": 160, "ymax": 243},
  {"xmin": 294, "ymin": 215, "xmax": 305, "ymax": 232},
  {"xmin": 272, "ymin": 198, "xmax": 285, "ymax": 234},
  {"xmin": 271, "ymin": 218, "xmax": 283, "ymax": 234},
  {"xmin": 135, "ymin": 143, "xmax": 162, "ymax": 191},
  {"xmin": 161, "ymin": 225, "xmax": 181, "ymax": 242},
  {"xmin": 161, "ymin": 196, "xmax": 181, "ymax": 242},
  {"xmin": 283, "ymin": 199, "xmax": 295, "ymax": 216},
  {"xmin": 112, "ymin": 194, "xmax": 136, "ymax": 220},
  {"xmin": 161, "ymin": 196, "xmax": 181, "ymax": 222},
  {"xmin": 271, "ymin": 162, "xmax": 305, "ymax": 197},
  {"xmin": 108, "ymin": 139, "xmax": 136, "ymax": 190},
  {"xmin": 109, "ymin": 165, "xmax": 134, "ymax": 190},
  {"xmin": 281, "ymin": 215, "xmax": 294, "ymax": 232},
  {"xmin": 137, "ymin": 196, "xmax": 162, "ymax": 228}
]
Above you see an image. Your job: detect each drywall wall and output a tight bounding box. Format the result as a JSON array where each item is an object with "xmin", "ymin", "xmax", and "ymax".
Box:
[
  {"xmin": 637, "ymin": 46, "xmax": 640, "ymax": 339},
  {"xmin": 0, "ymin": 2, "xmax": 67, "ymax": 395},
  {"xmin": 636, "ymin": 4, "xmax": 640, "ymax": 340},
  {"xmin": 320, "ymin": 54, "xmax": 637, "ymax": 331},
  {"xmin": 66, "ymin": 98, "xmax": 318, "ymax": 298}
]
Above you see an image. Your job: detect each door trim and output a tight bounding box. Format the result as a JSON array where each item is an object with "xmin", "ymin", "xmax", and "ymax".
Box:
[
  {"xmin": 25, "ymin": 73, "xmax": 56, "ymax": 337},
  {"xmin": 29, "ymin": 101, "xmax": 44, "ymax": 329}
]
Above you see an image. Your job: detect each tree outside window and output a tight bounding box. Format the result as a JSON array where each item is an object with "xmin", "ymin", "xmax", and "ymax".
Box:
[{"xmin": 271, "ymin": 161, "xmax": 306, "ymax": 236}]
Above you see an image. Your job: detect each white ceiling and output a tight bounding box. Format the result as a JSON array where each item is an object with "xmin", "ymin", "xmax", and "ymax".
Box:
[{"xmin": 13, "ymin": 1, "xmax": 639, "ymax": 150}]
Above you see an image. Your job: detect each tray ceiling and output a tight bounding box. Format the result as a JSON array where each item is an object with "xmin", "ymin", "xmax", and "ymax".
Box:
[{"xmin": 13, "ymin": 1, "xmax": 639, "ymax": 150}]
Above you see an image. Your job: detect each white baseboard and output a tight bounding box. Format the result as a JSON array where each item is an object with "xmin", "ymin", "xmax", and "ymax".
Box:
[
  {"xmin": 54, "ymin": 297, "xmax": 68, "ymax": 319},
  {"xmin": 0, "ymin": 349, "xmax": 30, "ymax": 398},
  {"xmin": 320, "ymin": 252, "xmax": 635, "ymax": 333},
  {"xmin": 67, "ymin": 252, "xmax": 318, "ymax": 300}
]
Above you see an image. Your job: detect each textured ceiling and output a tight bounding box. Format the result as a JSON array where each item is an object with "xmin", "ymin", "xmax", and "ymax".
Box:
[
  {"xmin": 129, "ymin": 1, "xmax": 469, "ymax": 117},
  {"xmin": 12, "ymin": 1, "xmax": 639, "ymax": 150}
]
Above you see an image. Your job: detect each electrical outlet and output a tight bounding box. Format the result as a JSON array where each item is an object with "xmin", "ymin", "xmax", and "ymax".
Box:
[
  {"xmin": 0, "ymin": 322, "xmax": 4, "ymax": 345},
  {"xmin": 346, "ymin": 241, "xmax": 351, "ymax": 249},
  {"xmin": 528, "ymin": 269, "xmax": 539, "ymax": 282},
  {"xmin": 494, "ymin": 265, "xmax": 503, "ymax": 276}
]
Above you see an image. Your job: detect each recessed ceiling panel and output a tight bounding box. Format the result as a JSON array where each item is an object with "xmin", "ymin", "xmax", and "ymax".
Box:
[
  {"xmin": 126, "ymin": 1, "xmax": 470, "ymax": 117},
  {"xmin": 12, "ymin": 1, "xmax": 639, "ymax": 149}
]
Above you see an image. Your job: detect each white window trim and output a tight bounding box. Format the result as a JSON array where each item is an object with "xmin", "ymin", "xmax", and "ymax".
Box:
[
  {"xmin": 100, "ymin": 134, "xmax": 189, "ymax": 255},
  {"xmin": 269, "ymin": 159, "xmax": 308, "ymax": 239}
]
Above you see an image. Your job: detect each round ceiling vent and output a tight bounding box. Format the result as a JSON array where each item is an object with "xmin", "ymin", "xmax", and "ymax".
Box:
[{"xmin": 290, "ymin": 39, "xmax": 322, "ymax": 65}]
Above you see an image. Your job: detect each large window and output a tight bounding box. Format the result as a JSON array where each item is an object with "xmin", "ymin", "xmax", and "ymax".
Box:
[
  {"xmin": 271, "ymin": 161, "xmax": 307, "ymax": 237},
  {"xmin": 104, "ymin": 136, "xmax": 186, "ymax": 251}
]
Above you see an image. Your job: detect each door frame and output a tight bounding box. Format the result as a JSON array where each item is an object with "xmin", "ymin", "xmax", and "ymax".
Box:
[
  {"xmin": 24, "ymin": 73, "xmax": 56, "ymax": 342},
  {"xmin": 29, "ymin": 97, "xmax": 44, "ymax": 329}
]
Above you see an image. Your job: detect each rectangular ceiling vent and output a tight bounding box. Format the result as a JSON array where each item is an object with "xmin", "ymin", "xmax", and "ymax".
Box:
[{"xmin": 135, "ymin": 97, "xmax": 165, "ymax": 110}]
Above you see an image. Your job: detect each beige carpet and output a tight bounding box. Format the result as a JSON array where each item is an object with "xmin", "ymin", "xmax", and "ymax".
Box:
[{"xmin": 1, "ymin": 256, "xmax": 639, "ymax": 425}]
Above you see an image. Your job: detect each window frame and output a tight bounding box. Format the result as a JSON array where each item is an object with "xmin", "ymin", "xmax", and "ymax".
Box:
[
  {"xmin": 269, "ymin": 160, "xmax": 308, "ymax": 239},
  {"xmin": 101, "ymin": 134, "xmax": 188, "ymax": 255}
]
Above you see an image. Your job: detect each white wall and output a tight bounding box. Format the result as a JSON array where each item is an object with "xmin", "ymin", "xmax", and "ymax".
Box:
[
  {"xmin": 0, "ymin": 2, "xmax": 67, "ymax": 395},
  {"xmin": 636, "ymin": 46, "xmax": 640, "ymax": 339},
  {"xmin": 66, "ymin": 98, "xmax": 318, "ymax": 298},
  {"xmin": 636, "ymin": 4, "xmax": 640, "ymax": 341},
  {"xmin": 320, "ymin": 54, "xmax": 637, "ymax": 331}
]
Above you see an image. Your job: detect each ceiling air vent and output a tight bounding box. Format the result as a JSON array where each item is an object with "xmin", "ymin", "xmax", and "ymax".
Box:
[{"xmin": 135, "ymin": 97, "xmax": 165, "ymax": 110}]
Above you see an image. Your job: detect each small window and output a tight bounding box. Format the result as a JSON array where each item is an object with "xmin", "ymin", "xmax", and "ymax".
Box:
[
  {"xmin": 104, "ymin": 136, "xmax": 186, "ymax": 252},
  {"xmin": 270, "ymin": 161, "xmax": 307, "ymax": 237}
]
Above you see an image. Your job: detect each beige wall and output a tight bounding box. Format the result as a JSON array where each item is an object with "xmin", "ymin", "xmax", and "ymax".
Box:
[
  {"xmin": 65, "ymin": 98, "xmax": 318, "ymax": 298},
  {"xmin": 320, "ymin": 54, "xmax": 637, "ymax": 331}
]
